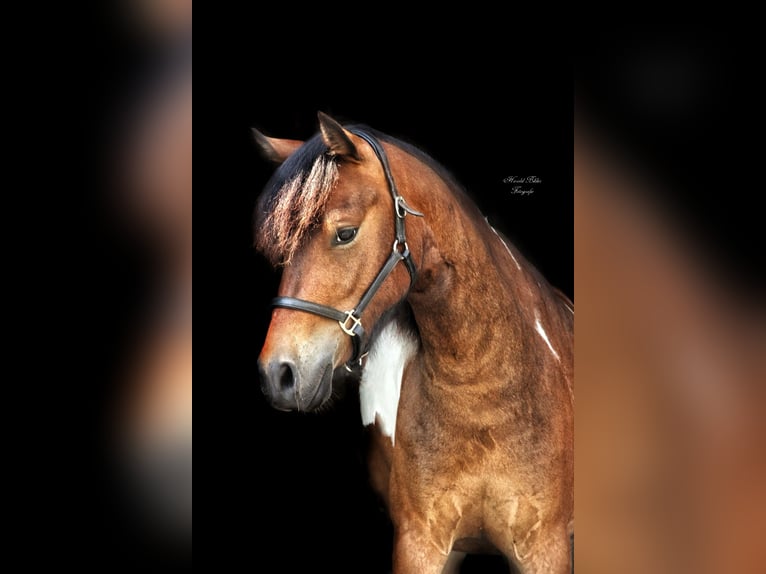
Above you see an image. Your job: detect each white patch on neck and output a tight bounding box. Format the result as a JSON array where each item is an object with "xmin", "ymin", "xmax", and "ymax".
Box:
[
  {"xmin": 534, "ymin": 310, "xmax": 561, "ymax": 362},
  {"xmin": 487, "ymin": 221, "xmax": 522, "ymax": 270},
  {"xmin": 359, "ymin": 322, "xmax": 418, "ymax": 444}
]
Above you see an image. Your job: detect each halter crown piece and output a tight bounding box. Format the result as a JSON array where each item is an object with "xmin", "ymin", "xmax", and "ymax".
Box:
[{"xmin": 272, "ymin": 128, "xmax": 424, "ymax": 371}]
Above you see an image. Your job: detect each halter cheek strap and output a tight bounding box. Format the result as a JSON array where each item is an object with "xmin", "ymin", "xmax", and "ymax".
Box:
[{"xmin": 271, "ymin": 127, "xmax": 424, "ymax": 371}]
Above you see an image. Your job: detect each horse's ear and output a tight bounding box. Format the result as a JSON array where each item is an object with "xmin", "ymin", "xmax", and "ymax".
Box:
[
  {"xmin": 251, "ymin": 128, "xmax": 303, "ymax": 164},
  {"xmin": 318, "ymin": 111, "xmax": 360, "ymax": 161}
]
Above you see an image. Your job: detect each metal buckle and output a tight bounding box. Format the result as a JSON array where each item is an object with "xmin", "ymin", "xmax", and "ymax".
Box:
[
  {"xmin": 392, "ymin": 239, "xmax": 409, "ymax": 259},
  {"xmin": 339, "ymin": 310, "xmax": 362, "ymax": 337},
  {"xmin": 395, "ymin": 196, "xmax": 408, "ymax": 218},
  {"xmin": 344, "ymin": 351, "xmax": 370, "ymax": 373},
  {"xmin": 395, "ymin": 196, "xmax": 424, "ymax": 218}
]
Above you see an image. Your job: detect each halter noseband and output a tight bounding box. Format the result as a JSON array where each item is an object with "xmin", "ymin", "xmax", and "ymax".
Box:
[{"xmin": 271, "ymin": 128, "xmax": 424, "ymax": 371}]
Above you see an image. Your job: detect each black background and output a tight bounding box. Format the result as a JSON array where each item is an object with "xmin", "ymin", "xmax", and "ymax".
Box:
[{"xmin": 199, "ymin": 39, "xmax": 572, "ymax": 572}]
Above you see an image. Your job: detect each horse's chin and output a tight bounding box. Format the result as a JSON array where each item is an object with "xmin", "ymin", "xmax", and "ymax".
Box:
[{"xmin": 300, "ymin": 361, "xmax": 362, "ymax": 411}]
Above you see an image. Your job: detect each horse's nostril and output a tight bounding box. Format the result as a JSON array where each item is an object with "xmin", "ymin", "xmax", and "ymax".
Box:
[{"xmin": 277, "ymin": 362, "xmax": 295, "ymax": 390}]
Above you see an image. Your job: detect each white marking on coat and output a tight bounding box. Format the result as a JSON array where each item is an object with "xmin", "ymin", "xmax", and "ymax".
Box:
[
  {"xmin": 534, "ymin": 311, "xmax": 560, "ymax": 362},
  {"xmin": 488, "ymin": 221, "xmax": 522, "ymax": 270},
  {"xmin": 360, "ymin": 322, "xmax": 418, "ymax": 444}
]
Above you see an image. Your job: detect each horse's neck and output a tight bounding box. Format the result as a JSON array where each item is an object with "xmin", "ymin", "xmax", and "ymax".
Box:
[
  {"xmin": 411, "ymin": 227, "xmax": 524, "ymax": 377},
  {"xmin": 395, "ymin": 154, "xmax": 529, "ymax": 380}
]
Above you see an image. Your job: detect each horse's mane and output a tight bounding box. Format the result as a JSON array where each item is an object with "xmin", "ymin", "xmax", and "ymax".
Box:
[{"xmin": 255, "ymin": 125, "xmax": 474, "ymax": 266}]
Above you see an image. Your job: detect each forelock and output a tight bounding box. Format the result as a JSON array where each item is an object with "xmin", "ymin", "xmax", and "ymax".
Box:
[{"xmin": 254, "ymin": 136, "xmax": 339, "ymax": 265}]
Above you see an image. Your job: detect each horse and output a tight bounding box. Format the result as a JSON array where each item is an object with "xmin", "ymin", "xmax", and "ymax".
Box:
[{"xmin": 253, "ymin": 112, "xmax": 574, "ymax": 573}]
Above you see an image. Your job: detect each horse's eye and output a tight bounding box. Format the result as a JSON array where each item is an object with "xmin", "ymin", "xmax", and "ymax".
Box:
[{"xmin": 334, "ymin": 227, "xmax": 358, "ymax": 245}]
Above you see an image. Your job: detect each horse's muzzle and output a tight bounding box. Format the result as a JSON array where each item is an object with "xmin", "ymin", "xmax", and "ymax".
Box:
[{"xmin": 258, "ymin": 357, "xmax": 333, "ymax": 412}]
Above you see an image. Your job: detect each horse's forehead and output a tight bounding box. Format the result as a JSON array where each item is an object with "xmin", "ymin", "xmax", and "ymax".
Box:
[{"xmin": 326, "ymin": 161, "xmax": 384, "ymax": 209}]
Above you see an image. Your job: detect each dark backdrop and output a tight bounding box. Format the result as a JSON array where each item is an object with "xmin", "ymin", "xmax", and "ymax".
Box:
[{"xmin": 198, "ymin": 39, "xmax": 572, "ymax": 572}]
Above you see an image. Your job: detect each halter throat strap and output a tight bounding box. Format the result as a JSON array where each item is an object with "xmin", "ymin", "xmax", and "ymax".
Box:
[{"xmin": 271, "ymin": 127, "xmax": 423, "ymax": 370}]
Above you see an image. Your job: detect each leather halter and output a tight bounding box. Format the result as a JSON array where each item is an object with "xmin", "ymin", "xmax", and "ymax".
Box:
[{"xmin": 272, "ymin": 128, "xmax": 424, "ymax": 371}]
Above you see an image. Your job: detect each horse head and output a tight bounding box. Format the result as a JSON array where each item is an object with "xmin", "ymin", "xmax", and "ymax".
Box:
[{"xmin": 254, "ymin": 113, "xmax": 421, "ymax": 411}]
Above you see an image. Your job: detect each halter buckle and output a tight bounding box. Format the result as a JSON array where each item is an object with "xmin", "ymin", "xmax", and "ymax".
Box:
[
  {"xmin": 395, "ymin": 196, "xmax": 425, "ymax": 219},
  {"xmin": 339, "ymin": 310, "xmax": 362, "ymax": 337}
]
